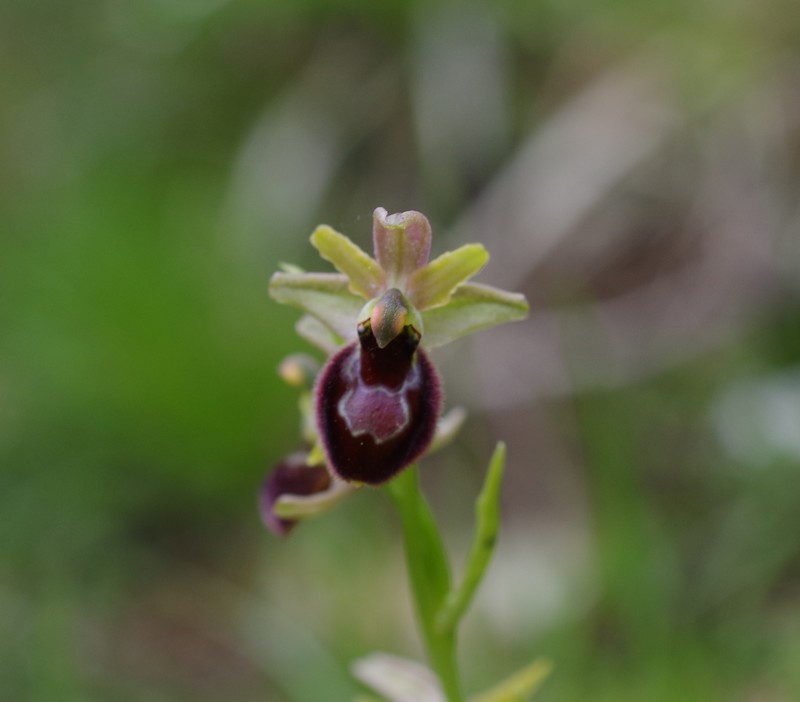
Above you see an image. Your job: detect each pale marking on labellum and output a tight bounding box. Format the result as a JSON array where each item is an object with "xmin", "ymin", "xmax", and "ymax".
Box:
[
  {"xmin": 337, "ymin": 385, "xmax": 410, "ymax": 444},
  {"xmin": 336, "ymin": 348, "xmax": 422, "ymax": 445}
]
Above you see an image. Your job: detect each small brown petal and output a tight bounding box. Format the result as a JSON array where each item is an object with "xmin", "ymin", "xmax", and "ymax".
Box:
[{"xmin": 259, "ymin": 453, "xmax": 332, "ymax": 536}]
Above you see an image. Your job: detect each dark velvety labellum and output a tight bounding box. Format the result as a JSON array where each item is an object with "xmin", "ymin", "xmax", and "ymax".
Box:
[
  {"xmin": 260, "ymin": 452, "xmax": 332, "ymax": 536},
  {"xmin": 315, "ymin": 326, "xmax": 441, "ymax": 484}
]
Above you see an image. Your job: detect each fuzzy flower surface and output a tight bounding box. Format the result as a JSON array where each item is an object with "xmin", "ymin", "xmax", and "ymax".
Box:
[{"xmin": 261, "ymin": 208, "xmax": 527, "ymax": 532}]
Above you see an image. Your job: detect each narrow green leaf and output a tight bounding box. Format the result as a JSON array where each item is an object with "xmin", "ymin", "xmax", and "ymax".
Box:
[
  {"xmin": 269, "ymin": 271, "xmax": 363, "ymax": 341},
  {"xmin": 311, "ymin": 225, "xmax": 385, "ymax": 299},
  {"xmin": 407, "ymin": 244, "xmax": 489, "ymax": 310},
  {"xmin": 437, "ymin": 443, "xmax": 506, "ymax": 636},
  {"xmin": 467, "ymin": 659, "xmax": 552, "ymax": 702},
  {"xmin": 421, "ymin": 283, "xmax": 529, "ymax": 349}
]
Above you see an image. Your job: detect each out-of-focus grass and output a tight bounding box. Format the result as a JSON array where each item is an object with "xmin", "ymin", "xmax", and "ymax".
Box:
[{"xmin": 2, "ymin": 1, "xmax": 800, "ymax": 700}]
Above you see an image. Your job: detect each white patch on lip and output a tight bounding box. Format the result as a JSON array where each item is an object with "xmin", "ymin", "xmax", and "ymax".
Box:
[
  {"xmin": 336, "ymin": 342, "xmax": 424, "ymax": 444},
  {"xmin": 338, "ymin": 385, "xmax": 410, "ymax": 444}
]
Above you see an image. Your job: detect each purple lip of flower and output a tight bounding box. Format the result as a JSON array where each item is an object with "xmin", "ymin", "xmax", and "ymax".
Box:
[
  {"xmin": 315, "ymin": 299, "xmax": 442, "ymax": 485},
  {"xmin": 259, "ymin": 453, "xmax": 332, "ymax": 536}
]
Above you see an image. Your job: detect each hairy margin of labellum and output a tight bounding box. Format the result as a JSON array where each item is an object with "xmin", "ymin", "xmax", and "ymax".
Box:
[{"xmin": 314, "ymin": 332, "xmax": 442, "ymax": 485}]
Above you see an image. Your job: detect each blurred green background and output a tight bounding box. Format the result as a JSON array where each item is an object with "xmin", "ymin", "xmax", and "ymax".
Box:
[{"xmin": 2, "ymin": 1, "xmax": 800, "ymax": 700}]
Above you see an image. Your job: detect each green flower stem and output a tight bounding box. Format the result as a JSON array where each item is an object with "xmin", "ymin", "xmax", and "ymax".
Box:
[
  {"xmin": 388, "ymin": 468, "xmax": 463, "ymax": 702},
  {"xmin": 388, "ymin": 445, "xmax": 507, "ymax": 702},
  {"xmin": 436, "ymin": 442, "xmax": 505, "ymax": 636}
]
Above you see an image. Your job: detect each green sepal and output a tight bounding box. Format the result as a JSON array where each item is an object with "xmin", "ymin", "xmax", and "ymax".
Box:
[
  {"xmin": 407, "ymin": 244, "xmax": 489, "ymax": 310},
  {"xmin": 269, "ymin": 271, "xmax": 363, "ymax": 341},
  {"xmin": 295, "ymin": 314, "xmax": 343, "ymax": 354},
  {"xmin": 273, "ymin": 479, "xmax": 354, "ymax": 520},
  {"xmin": 428, "ymin": 407, "xmax": 467, "ymax": 455},
  {"xmin": 436, "ymin": 442, "xmax": 506, "ymax": 636},
  {"xmin": 467, "ymin": 659, "xmax": 552, "ymax": 702},
  {"xmin": 311, "ymin": 224, "xmax": 385, "ymax": 299},
  {"xmin": 306, "ymin": 441, "xmax": 326, "ymax": 467},
  {"xmin": 421, "ymin": 283, "xmax": 529, "ymax": 349},
  {"xmin": 279, "ymin": 262, "xmax": 305, "ymax": 274},
  {"xmin": 298, "ymin": 392, "xmax": 317, "ymax": 445}
]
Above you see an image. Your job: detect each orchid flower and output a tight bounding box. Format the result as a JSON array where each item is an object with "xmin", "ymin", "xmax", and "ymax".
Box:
[{"xmin": 261, "ymin": 207, "xmax": 527, "ymax": 532}]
